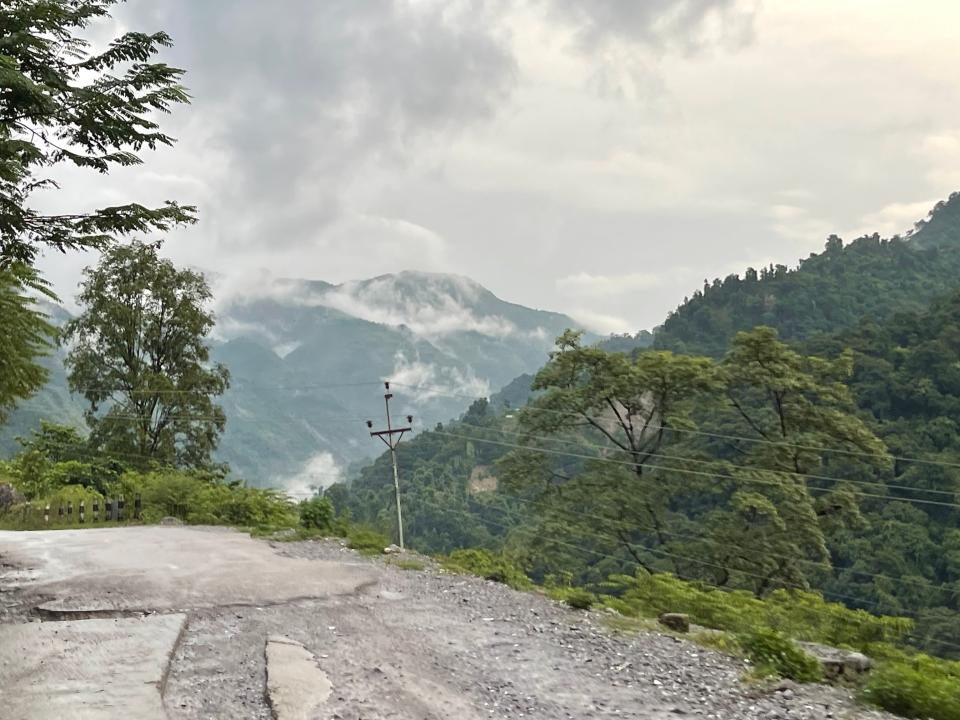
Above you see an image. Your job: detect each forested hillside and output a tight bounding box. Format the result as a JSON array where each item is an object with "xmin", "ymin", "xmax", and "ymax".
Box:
[
  {"xmin": 655, "ymin": 193, "xmax": 960, "ymax": 356},
  {"xmin": 343, "ymin": 294, "xmax": 960, "ymax": 661},
  {"xmin": 1, "ymin": 271, "xmax": 585, "ymax": 487}
]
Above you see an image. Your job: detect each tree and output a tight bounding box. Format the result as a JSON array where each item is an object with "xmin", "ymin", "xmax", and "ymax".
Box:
[
  {"xmin": 699, "ymin": 327, "xmax": 890, "ymax": 594},
  {"xmin": 0, "ymin": 0, "xmax": 196, "ymax": 268},
  {"xmin": 63, "ymin": 241, "xmax": 229, "ymax": 469},
  {"xmin": 0, "ymin": 1, "xmax": 195, "ymax": 423},
  {"xmin": 0, "ymin": 263, "xmax": 56, "ymax": 421},
  {"xmin": 501, "ymin": 330, "xmax": 720, "ymax": 573}
]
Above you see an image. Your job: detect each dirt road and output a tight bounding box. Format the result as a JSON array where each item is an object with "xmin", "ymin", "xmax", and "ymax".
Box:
[{"xmin": 0, "ymin": 527, "xmax": 896, "ymax": 719}]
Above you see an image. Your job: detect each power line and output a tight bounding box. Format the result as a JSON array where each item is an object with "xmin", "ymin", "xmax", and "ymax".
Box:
[
  {"xmin": 430, "ymin": 430, "xmax": 960, "ymax": 512},
  {"xmin": 389, "ymin": 380, "xmax": 960, "ymax": 472},
  {"xmin": 451, "ymin": 421, "xmax": 960, "ymax": 500},
  {"xmin": 413, "ymin": 497, "xmax": 960, "ymax": 653},
  {"xmin": 414, "ymin": 497, "xmax": 910, "ymax": 619},
  {"xmin": 494, "ymin": 490, "xmax": 958, "ymax": 597}
]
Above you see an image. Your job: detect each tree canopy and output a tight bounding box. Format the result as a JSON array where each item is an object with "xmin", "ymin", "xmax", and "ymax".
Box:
[
  {"xmin": 0, "ymin": 0, "xmax": 196, "ymax": 268},
  {"xmin": 63, "ymin": 241, "xmax": 229, "ymax": 468},
  {"xmin": 0, "ymin": 263, "xmax": 55, "ymax": 422}
]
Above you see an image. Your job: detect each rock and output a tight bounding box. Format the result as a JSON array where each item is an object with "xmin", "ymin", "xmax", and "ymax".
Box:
[
  {"xmin": 383, "ymin": 544, "xmax": 402, "ymax": 555},
  {"xmin": 265, "ymin": 636, "xmax": 331, "ymax": 720},
  {"xmin": 796, "ymin": 641, "xmax": 873, "ymax": 680},
  {"xmin": 659, "ymin": 613, "xmax": 691, "ymax": 633},
  {"xmin": 160, "ymin": 516, "xmax": 183, "ymax": 526}
]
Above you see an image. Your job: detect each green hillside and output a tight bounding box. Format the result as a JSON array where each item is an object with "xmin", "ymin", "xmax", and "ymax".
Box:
[
  {"xmin": 654, "ymin": 193, "xmax": 960, "ymax": 356},
  {"xmin": 0, "ymin": 272, "xmax": 588, "ymax": 487},
  {"xmin": 343, "ymin": 197, "xmax": 960, "ymax": 663}
]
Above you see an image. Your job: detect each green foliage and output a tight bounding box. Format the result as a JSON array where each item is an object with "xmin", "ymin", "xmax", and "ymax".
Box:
[
  {"xmin": 63, "ymin": 241, "xmax": 230, "ymax": 469},
  {"xmin": 738, "ymin": 628, "xmax": 821, "ymax": 682},
  {"xmin": 655, "ymin": 195, "xmax": 960, "ymax": 356},
  {"xmin": 442, "ymin": 548, "xmax": 532, "ymax": 590},
  {"xmin": 393, "ymin": 558, "xmax": 426, "ymax": 571},
  {"xmin": 299, "ymin": 496, "xmax": 335, "ymax": 533},
  {"xmin": 560, "ymin": 587, "xmax": 596, "ymax": 610},
  {"xmin": 0, "ymin": 264, "xmax": 56, "ymax": 421},
  {"xmin": 602, "ymin": 572, "xmax": 910, "ymax": 649},
  {"xmin": 0, "ymin": 0, "xmax": 196, "ymax": 268},
  {"xmin": 135, "ymin": 471, "xmax": 295, "ymax": 528},
  {"xmin": 346, "ymin": 526, "xmax": 390, "ymax": 556},
  {"xmin": 863, "ymin": 654, "xmax": 960, "ymax": 720}
]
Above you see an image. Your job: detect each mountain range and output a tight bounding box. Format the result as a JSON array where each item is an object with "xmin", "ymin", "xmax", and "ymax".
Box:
[{"xmin": 0, "ymin": 271, "xmax": 585, "ymax": 491}]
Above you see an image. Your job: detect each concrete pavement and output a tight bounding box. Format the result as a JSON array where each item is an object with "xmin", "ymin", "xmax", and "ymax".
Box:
[
  {"xmin": 0, "ymin": 525, "xmax": 378, "ymax": 615},
  {"xmin": 0, "ymin": 526, "xmax": 381, "ymax": 719},
  {"xmin": 0, "ymin": 614, "xmax": 186, "ymax": 720}
]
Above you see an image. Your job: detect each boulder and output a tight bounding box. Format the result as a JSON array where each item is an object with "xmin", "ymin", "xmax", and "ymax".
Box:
[
  {"xmin": 659, "ymin": 613, "xmax": 691, "ymax": 633},
  {"xmin": 383, "ymin": 544, "xmax": 403, "ymax": 555},
  {"xmin": 796, "ymin": 641, "xmax": 872, "ymax": 680}
]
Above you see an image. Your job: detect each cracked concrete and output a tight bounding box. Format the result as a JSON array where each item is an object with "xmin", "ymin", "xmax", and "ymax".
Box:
[
  {"xmin": 0, "ymin": 526, "xmax": 377, "ymax": 615},
  {"xmin": 0, "ymin": 613, "xmax": 187, "ymax": 720}
]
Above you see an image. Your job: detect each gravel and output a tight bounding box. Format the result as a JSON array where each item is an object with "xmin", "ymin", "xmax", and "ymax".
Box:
[{"xmin": 160, "ymin": 538, "xmax": 899, "ymax": 720}]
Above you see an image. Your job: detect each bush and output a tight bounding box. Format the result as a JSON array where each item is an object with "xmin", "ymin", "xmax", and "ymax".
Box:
[
  {"xmin": 738, "ymin": 628, "xmax": 822, "ymax": 683},
  {"xmin": 863, "ymin": 656, "xmax": 960, "ymax": 720},
  {"xmin": 562, "ymin": 587, "xmax": 596, "ymax": 610},
  {"xmin": 441, "ymin": 548, "xmax": 531, "ymax": 590},
  {"xmin": 135, "ymin": 471, "xmax": 297, "ymax": 529},
  {"xmin": 299, "ymin": 496, "xmax": 335, "ymax": 532},
  {"xmin": 600, "ymin": 571, "xmax": 911, "ymax": 649},
  {"xmin": 347, "ymin": 526, "xmax": 390, "ymax": 555}
]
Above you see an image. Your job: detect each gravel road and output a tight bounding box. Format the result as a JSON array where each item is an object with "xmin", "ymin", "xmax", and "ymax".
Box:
[{"xmin": 161, "ymin": 538, "xmax": 897, "ymax": 720}]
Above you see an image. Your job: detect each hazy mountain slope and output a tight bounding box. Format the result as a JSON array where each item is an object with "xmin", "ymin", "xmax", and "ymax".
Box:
[
  {"xmin": 654, "ymin": 192, "xmax": 960, "ymax": 356},
  {"xmin": 0, "ymin": 272, "xmax": 585, "ymax": 488}
]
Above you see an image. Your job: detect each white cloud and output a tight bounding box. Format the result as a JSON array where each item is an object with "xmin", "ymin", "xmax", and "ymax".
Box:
[
  {"xmin": 274, "ymin": 451, "xmax": 343, "ymax": 499},
  {"xmin": 850, "ymin": 199, "xmax": 941, "ymax": 239},
  {"xmin": 388, "ymin": 352, "xmax": 490, "ymax": 401},
  {"xmin": 318, "ymin": 274, "xmax": 518, "ymax": 338},
  {"xmin": 557, "ymin": 271, "xmax": 662, "ymax": 297},
  {"xmin": 568, "ymin": 309, "xmax": 635, "ymax": 335}
]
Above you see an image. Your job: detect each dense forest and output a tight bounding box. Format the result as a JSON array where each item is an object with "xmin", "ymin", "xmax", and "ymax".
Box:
[
  {"xmin": 654, "ymin": 193, "xmax": 960, "ymax": 356},
  {"xmin": 342, "ymin": 199, "xmax": 960, "ymax": 665}
]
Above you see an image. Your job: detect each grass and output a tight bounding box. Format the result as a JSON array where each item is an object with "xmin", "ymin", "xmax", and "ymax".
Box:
[{"xmin": 392, "ymin": 558, "xmax": 426, "ymax": 571}]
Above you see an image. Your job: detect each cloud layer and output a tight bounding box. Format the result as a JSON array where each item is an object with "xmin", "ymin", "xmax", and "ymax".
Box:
[{"xmin": 36, "ymin": 1, "xmax": 960, "ymax": 335}]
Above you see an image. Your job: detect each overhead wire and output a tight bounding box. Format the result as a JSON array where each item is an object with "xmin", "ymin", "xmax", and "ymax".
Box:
[
  {"xmin": 389, "ymin": 380, "xmax": 960, "ymax": 472},
  {"xmin": 429, "ymin": 429, "xmax": 960, "ymax": 512},
  {"xmin": 411, "ymin": 496, "xmax": 960, "ymax": 654},
  {"xmin": 449, "ymin": 420, "xmax": 960, "ymax": 500}
]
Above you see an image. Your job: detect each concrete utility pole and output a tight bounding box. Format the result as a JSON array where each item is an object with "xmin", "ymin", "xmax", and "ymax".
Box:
[{"xmin": 367, "ymin": 381, "xmax": 413, "ymax": 550}]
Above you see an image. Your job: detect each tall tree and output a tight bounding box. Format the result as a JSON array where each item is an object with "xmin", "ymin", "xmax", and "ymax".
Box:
[
  {"xmin": 698, "ymin": 327, "xmax": 890, "ymax": 594},
  {"xmin": 0, "ymin": 1, "xmax": 194, "ymax": 423},
  {"xmin": 0, "ymin": 0, "xmax": 196, "ymax": 268},
  {"xmin": 501, "ymin": 330, "xmax": 720, "ymax": 574},
  {"xmin": 63, "ymin": 241, "xmax": 229, "ymax": 468}
]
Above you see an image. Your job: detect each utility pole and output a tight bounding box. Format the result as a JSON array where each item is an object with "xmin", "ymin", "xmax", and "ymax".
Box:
[{"xmin": 367, "ymin": 381, "xmax": 413, "ymax": 550}]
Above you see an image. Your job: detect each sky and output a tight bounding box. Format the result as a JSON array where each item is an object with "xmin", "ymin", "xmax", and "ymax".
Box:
[{"xmin": 37, "ymin": 0, "xmax": 960, "ymax": 334}]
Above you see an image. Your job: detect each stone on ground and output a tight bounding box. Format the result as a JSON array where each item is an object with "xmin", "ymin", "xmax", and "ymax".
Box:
[{"xmin": 265, "ymin": 636, "xmax": 332, "ymax": 720}]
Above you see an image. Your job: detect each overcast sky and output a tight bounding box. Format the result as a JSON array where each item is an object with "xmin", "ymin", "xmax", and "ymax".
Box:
[{"xmin": 37, "ymin": 0, "xmax": 960, "ymax": 334}]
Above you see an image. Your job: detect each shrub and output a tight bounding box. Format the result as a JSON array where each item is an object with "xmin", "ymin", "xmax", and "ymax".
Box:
[
  {"xmin": 863, "ymin": 656, "xmax": 960, "ymax": 720},
  {"xmin": 394, "ymin": 558, "xmax": 425, "ymax": 571},
  {"xmin": 562, "ymin": 587, "xmax": 596, "ymax": 610},
  {"xmin": 738, "ymin": 628, "xmax": 822, "ymax": 683},
  {"xmin": 299, "ymin": 496, "xmax": 335, "ymax": 532},
  {"xmin": 441, "ymin": 548, "xmax": 531, "ymax": 590},
  {"xmin": 600, "ymin": 571, "xmax": 911, "ymax": 649},
  {"xmin": 135, "ymin": 470, "xmax": 297, "ymax": 528},
  {"xmin": 347, "ymin": 527, "xmax": 390, "ymax": 556}
]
